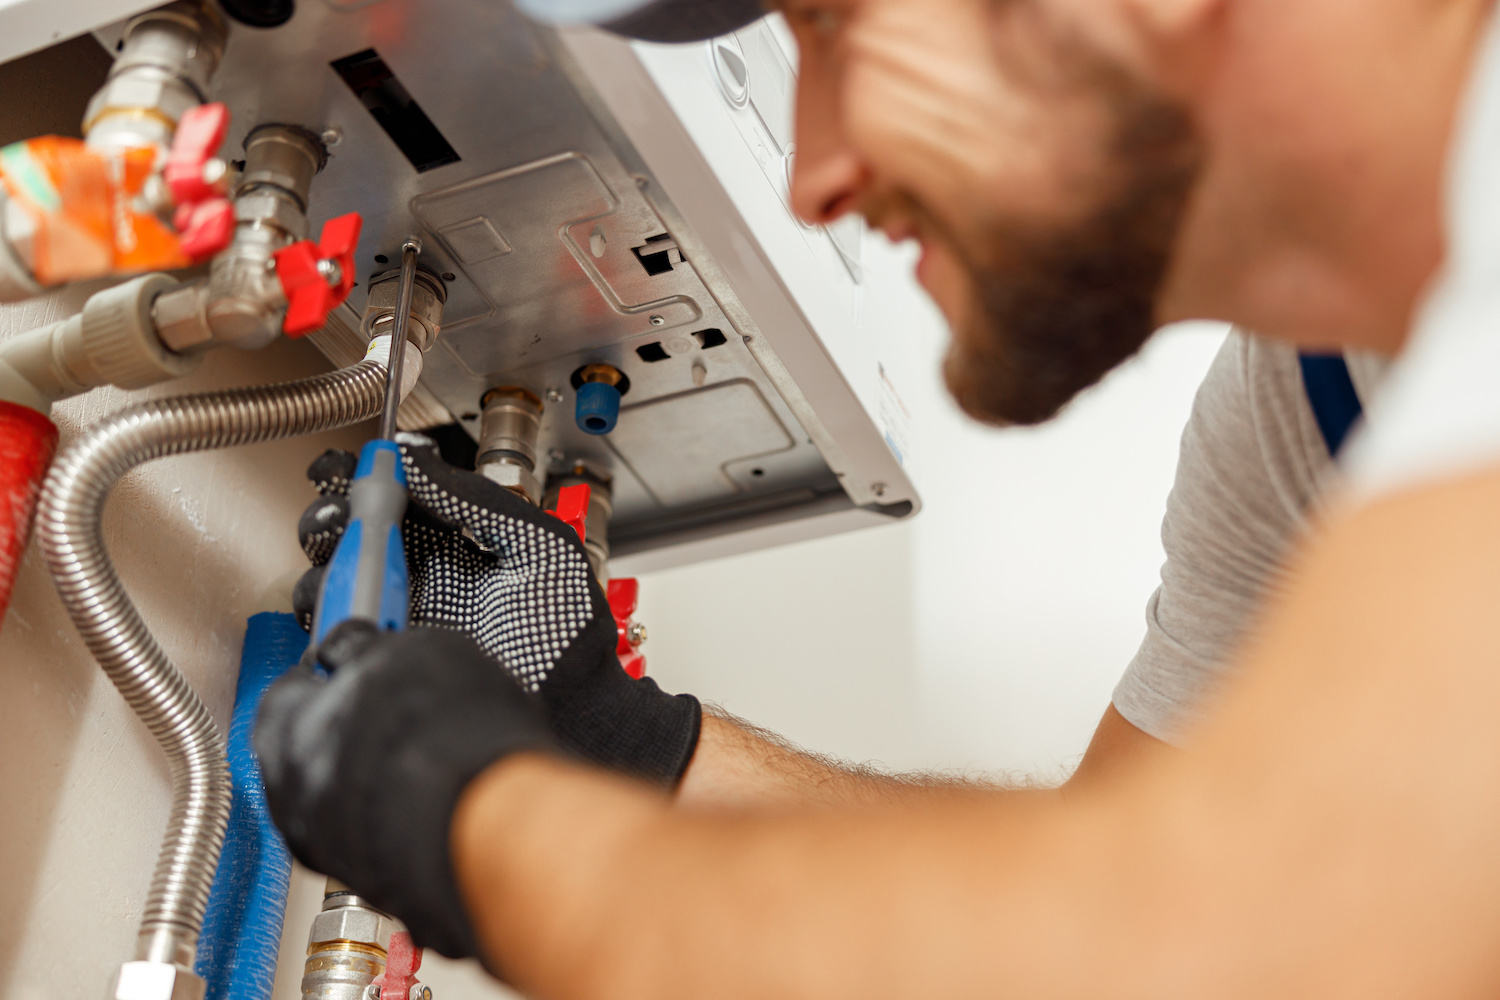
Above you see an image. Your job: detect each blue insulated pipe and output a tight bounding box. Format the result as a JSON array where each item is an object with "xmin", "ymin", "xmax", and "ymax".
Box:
[{"xmin": 195, "ymin": 612, "xmax": 306, "ymax": 999}]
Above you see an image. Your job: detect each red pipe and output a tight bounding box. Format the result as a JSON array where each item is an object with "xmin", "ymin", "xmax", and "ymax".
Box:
[{"xmin": 0, "ymin": 399, "xmax": 58, "ymax": 624}]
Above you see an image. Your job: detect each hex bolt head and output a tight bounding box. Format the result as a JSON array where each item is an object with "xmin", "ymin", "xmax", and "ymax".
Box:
[
  {"xmin": 112, "ymin": 961, "xmax": 205, "ymax": 1000},
  {"xmin": 409, "ymin": 986, "xmax": 433, "ymax": 1000},
  {"xmin": 308, "ymin": 902, "xmax": 391, "ymax": 948}
]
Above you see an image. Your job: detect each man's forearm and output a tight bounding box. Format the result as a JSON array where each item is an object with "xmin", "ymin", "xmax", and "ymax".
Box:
[
  {"xmin": 453, "ymin": 752, "xmax": 1104, "ymax": 1000},
  {"xmin": 452, "ymin": 471, "xmax": 1500, "ymax": 1000},
  {"xmin": 677, "ymin": 709, "xmax": 997, "ymax": 808},
  {"xmin": 679, "ymin": 702, "xmax": 1166, "ymax": 808}
]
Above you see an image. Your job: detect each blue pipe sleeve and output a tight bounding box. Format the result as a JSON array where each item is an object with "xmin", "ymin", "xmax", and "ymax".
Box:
[{"xmin": 195, "ymin": 612, "xmax": 307, "ymax": 1000}]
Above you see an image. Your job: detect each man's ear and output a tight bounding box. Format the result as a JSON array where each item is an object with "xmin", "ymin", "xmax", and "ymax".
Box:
[
  {"xmin": 1116, "ymin": 0, "xmax": 1227, "ymax": 96},
  {"xmin": 1124, "ymin": 0, "xmax": 1224, "ymax": 37}
]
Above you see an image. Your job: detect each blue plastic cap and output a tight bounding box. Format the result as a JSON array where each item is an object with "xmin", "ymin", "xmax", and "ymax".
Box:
[{"xmin": 575, "ymin": 381, "xmax": 621, "ymax": 435}]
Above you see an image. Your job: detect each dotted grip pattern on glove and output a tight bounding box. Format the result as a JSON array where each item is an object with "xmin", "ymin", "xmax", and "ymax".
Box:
[{"xmin": 297, "ymin": 434, "xmax": 700, "ymax": 787}]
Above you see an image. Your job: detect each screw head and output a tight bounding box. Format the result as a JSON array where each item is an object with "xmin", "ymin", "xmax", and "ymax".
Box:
[
  {"xmin": 871, "ymin": 482, "xmax": 887, "ymax": 498},
  {"xmin": 408, "ymin": 985, "xmax": 433, "ymax": 1000},
  {"xmin": 627, "ymin": 622, "xmax": 648, "ymax": 647},
  {"xmin": 321, "ymin": 125, "xmax": 344, "ymax": 148},
  {"xmin": 548, "ymin": 448, "xmax": 566, "ymax": 464},
  {"xmin": 545, "ymin": 387, "xmax": 564, "ymax": 404},
  {"xmin": 201, "ymin": 158, "xmax": 228, "ymax": 186},
  {"xmin": 649, "ymin": 314, "xmax": 665, "ymax": 326}
]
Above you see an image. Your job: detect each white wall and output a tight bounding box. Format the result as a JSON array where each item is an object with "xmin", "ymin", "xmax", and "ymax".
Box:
[{"xmin": 637, "ymin": 321, "xmax": 1227, "ymax": 781}]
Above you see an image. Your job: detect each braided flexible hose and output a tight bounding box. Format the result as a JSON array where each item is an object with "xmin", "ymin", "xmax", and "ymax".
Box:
[{"xmin": 37, "ymin": 360, "xmax": 386, "ymax": 970}]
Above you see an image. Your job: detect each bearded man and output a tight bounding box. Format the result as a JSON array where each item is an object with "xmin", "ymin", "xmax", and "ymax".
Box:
[{"xmin": 257, "ymin": 0, "xmax": 1500, "ymax": 996}]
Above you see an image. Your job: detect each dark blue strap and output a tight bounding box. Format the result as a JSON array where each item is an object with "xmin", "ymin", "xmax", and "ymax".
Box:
[{"xmin": 1298, "ymin": 352, "xmax": 1363, "ymax": 458}]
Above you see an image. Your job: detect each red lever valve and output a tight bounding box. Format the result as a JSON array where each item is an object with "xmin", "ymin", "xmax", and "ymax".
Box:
[
  {"xmin": 550, "ymin": 483, "xmax": 590, "ymax": 543},
  {"xmin": 607, "ymin": 578, "xmax": 646, "ymax": 679},
  {"xmin": 274, "ymin": 213, "xmax": 363, "ymax": 336},
  {"xmin": 371, "ymin": 930, "xmax": 425, "ymax": 1000},
  {"xmin": 164, "ymin": 102, "xmax": 234, "ymax": 262},
  {"xmin": 172, "ymin": 200, "xmax": 235, "ymax": 263},
  {"xmin": 164, "ymin": 103, "xmax": 230, "ymax": 205},
  {"xmin": 548, "ymin": 484, "xmax": 645, "ymax": 677}
]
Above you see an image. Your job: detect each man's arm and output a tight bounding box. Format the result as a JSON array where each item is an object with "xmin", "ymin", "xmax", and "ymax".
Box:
[
  {"xmin": 676, "ymin": 702, "xmax": 1166, "ymax": 808},
  {"xmin": 453, "ymin": 468, "xmax": 1500, "ymax": 1000}
]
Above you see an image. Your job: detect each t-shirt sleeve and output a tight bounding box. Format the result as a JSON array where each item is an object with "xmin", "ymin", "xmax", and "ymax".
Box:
[{"xmin": 1113, "ymin": 331, "xmax": 1331, "ymax": 744}]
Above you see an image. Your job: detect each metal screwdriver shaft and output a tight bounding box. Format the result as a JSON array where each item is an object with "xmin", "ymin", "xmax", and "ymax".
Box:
[
  {"xmin": 310, "ymin": 238, "xmax": 421, "ymax": 643},
  {"xmin": 380, "ymin": 238, "xmax": 422, "ymax": 441}
]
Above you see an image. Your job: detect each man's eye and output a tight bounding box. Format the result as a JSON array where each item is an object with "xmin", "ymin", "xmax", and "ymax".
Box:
[
  {"xmin": 787, "ymin": 4, "xmax": 844, "ymax": 39},
  {"xmin": 809, "ymin": 8, "xmax": 842, "ymax": 36}
]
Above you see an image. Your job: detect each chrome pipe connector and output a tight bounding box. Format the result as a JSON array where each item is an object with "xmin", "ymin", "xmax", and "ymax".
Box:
[
  {"xmin": 362, "ymin": 265, "xmax": 446, "ymax": 353},
  {"xmin": 300, "ymin": 883, "xmax": 394, "ymax": 1000},
  {"xmin": 477, "ymin": 387, "xmax": 543, "ymax": 505},
  {"xmin": 84, "ymin": 1, "xmax": 227, "ymax": 154},
  {"xmin": 205, "ymin": 125, "xmax": 326, "ymax": 350},
  {"xmin": 544, "ymin": 463, "xmax": 613, "ymax": 579},
  {"xmin": 153, "ymin": 124, "xmax": 329, "ymax": 352}
]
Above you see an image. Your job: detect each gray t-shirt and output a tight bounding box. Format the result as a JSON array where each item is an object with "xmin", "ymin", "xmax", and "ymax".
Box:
[{"xmin": 1112, "ymin": 330, "xmax": 1388, "ymax": 744}]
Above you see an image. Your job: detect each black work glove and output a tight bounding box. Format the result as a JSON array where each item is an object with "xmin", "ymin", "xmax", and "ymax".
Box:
[
  {"xmin": 254, "ymin": 619, "xmax": 556, "ymax": 959},
  {"xmin": 294, "ymin": 433, "xmax": 700, "ymax": 787}
]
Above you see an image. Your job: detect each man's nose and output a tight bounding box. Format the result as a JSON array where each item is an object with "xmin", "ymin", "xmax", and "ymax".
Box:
[
  {"xmin": 790, "ymin": 142, "xmax": 868, "ymax": 225},
  {"xmin": 789, "ymin": 72, "xmax": 871, "ymax": 225}
]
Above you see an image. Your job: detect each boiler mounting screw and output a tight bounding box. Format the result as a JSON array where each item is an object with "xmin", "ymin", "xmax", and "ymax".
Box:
[{"xmin": 545, "ymin": 387, "xmax": 564, "ymax": 404}]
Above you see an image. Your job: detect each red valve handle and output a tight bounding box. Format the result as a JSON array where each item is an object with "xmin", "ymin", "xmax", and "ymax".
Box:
[
  {"xmin": 549, "ymin": 484, "xmax": 646, "ymax": 677},
  {"xmin": 164, "ymin": 102, "xmax": 230, "ymax": 206},
  {"xmin": 274, "ymin": 212, "xmax": 363, "ymax": 336},
  {"xmin": 371, "ymin": 930, "xmax": 423, "ymax": 1000},
  {"xmin": 551, "ymin": 483, "xmax": 590, "ymax": 544},
  {"xmin": 607, "ymin": 577, "xmax": 646, "ymax": 679},
  {"xmin": 172, "ymin": 199, "xmax": 234, "ymax": 263},
  {"xmin": 163, "ymin": 102, "xmax": 234, "ymax": 261}
]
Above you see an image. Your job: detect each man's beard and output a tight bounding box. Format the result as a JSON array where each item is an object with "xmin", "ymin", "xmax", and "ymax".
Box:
[{"xmin": 942, "ymin": 83, "xmax": 1202, "ymax": 426}]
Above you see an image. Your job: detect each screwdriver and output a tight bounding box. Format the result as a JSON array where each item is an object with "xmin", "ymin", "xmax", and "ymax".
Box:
[{"xmin": 310, "ymin": 238, "xmax": 422, "ymax": 645}]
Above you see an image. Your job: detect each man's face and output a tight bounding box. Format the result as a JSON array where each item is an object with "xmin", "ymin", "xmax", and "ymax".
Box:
[{"xmin": 785, "ymin": 0, "xmax": 1201, "ymax": 425}]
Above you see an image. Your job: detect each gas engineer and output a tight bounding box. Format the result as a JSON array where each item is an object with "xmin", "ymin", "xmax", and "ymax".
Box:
[{"xmin": 258, "ymin": 0, "xmax": 1500, "ymax": 996}]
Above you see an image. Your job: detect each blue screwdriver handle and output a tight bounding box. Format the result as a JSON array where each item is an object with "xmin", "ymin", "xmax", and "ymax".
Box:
[{"xmin": 311, "ymin": 439, "xmax": 409, "ymax": 645}]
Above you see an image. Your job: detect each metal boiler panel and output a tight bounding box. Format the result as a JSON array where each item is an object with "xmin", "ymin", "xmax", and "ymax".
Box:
[{"xmin": 48, "ymin": 0, "xmax": 926, "ymax": 568}]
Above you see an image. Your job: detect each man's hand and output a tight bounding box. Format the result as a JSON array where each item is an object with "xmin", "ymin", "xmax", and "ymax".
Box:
[
  {"xmin": 294, "ymin": 436, "xmax": 701, "ymax": 788},
  {"xmin": 253, "ymin": 620, "xmax": 559, "ymax": 958}
]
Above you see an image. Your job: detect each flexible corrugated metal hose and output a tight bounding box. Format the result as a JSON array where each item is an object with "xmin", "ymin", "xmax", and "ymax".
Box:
[{"xmin": 37, "ymin": 359, "xmax": 386, "ymax": 972}]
